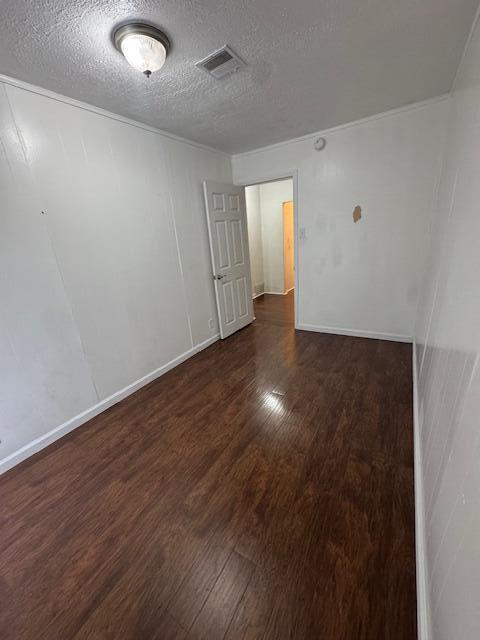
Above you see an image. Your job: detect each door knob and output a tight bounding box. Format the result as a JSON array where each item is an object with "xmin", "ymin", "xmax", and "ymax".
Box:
[{"xmin": 214, "ymin": 274, "xmax": 225, "ymax": 280}]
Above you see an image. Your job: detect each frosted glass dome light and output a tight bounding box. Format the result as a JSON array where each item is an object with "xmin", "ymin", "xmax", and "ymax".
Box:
[{"xmin": 113, "ymin": 23, "xmax": 170, "ymax": 78}]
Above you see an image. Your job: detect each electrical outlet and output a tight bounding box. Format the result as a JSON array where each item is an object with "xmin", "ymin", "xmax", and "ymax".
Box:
[{"xmin": 208, "ymin": 318, "xmax": 215, "ymax": 330}]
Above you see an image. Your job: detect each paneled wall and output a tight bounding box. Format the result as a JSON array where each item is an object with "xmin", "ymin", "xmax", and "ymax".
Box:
[
  {"xmin": 414, "ymin": 8, "xmax": 480, "ymax": 639},
  {"xmin": 233, "ymin": 99, "xmax": 448, "ymax": 341},
  {"xmin": 0, "ymin": 79, "xmax": 231, "ymax": 471}
]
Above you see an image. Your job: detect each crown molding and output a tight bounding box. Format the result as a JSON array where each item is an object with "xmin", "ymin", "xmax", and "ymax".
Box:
[
  {"xmin": 0, "ymin": 72, "xmax": 230, "ymax": 157},
  {"xmin": 233, "ymin": 94, "xmax": 450, "ymax": 159},
  {"xmin": 451, "ymin": 1, "xmax": 480, "ymax": 94},
  {"xmin": 0, "ymin": 72, "xmax": 452, "ymax": 161}
]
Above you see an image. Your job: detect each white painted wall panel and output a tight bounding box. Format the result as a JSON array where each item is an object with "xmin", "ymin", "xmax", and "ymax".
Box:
[
  {"xmin": 0, "ymin": 84, "xmax": 98, "ymax": 454},
  {"xmin": 414, "ymin": 8, "xmax": 480, "ymax": 639},
  {"xmin": 233, "ymin": 100, "xmax": 448, "ymax": 340},
  {"xmin": 0, "ymin": 79, "xmax": 231, "ymax": 467},
  {"xmin": 163, "ymin": 140, "xmax": 230, "ymax": 345}
]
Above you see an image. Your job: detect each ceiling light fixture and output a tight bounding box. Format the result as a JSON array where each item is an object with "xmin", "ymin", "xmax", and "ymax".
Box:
[{"xmin": 113, "ymin": 23, "xmax": 170, "ymax": 77}]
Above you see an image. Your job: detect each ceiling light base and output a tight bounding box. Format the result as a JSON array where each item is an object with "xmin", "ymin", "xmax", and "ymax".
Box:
[
  {"xmin": 113, "ymin": 22, "xmax": 170, "ymax": 77},
  {"xmin": 113, "ymin": 23, "xmax": 170, "ymax": 55}
]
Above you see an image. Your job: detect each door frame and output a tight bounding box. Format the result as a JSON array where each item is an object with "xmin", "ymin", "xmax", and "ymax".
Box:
[{"xmin": 234, "ymin": 169, "xmax": 299, "ymax": 328}]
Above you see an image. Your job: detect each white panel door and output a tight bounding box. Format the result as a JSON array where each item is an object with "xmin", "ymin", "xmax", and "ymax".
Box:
[{"xmin": 203, "ymin": 181, "xmax": 254, "ymax": 338}]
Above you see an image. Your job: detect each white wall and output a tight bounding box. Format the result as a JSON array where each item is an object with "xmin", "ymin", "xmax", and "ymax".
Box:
[
  {"xmin": 259, "ymin": 179, "xmax": 293, "ymax": 294},
  {"xmin": 0, "ymin": 78, "xmax": 231, "ymax": 472},
  {"xmin": 414, "ymin": 7, "xmax": 480, "ymax": 639},
  {"xmin": 245, "ymin": 185, "xmax": 264, "ymax": 296},
  {"xmin": 233, "ymin": 99, "xmax": 448, "ymax": 341},
  {"xmin": 245, "ymin": 179, "xmax": 294, "ymax": 296}
]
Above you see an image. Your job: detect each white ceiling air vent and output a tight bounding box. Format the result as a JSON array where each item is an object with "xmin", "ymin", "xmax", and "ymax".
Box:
[{"xmin": 196, "ymin": 45, "xmax": 246, "ymax": 79}]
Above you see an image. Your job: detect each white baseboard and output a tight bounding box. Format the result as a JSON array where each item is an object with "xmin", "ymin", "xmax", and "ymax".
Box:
[
  {"xmin": 295, "ymin": 323, "xmax": 412, "ymax": 343},
  {"xmin": 254, "ymin": 289, "xmax": 293, "ymax": 298},
  {"xmin": 252, "ymin": 292, "xmax": 264, "ymax": 300},
  {"xmin": 412, "ymin": 341, "xmax": 431, "ymax": 640},
  {"xmin": 0, "ymin": 334, "xmax": 220, "ymax": 476}
]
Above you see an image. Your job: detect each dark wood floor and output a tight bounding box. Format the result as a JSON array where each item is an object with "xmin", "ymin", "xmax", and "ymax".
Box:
[
  {"xmin": 254, "ymin": 291, "xmax": 295, "ymax": 327},
  {"xmin": 0, "ymin": 293, "xmax": 416, "ymax": 640}
]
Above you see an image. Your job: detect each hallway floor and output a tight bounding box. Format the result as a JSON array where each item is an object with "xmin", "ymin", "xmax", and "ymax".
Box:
[
  {"xmin": 253, "ymin": 291, "xmax": 294, "ymax": 327},
  {"xmin": 0, "ymin": 295, "xmax": 416, "ymax": 639}
]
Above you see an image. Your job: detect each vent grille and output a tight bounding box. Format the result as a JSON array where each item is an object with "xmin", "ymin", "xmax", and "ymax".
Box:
[{"xmin": 196, "ymin": 46, "xmax": 246, "ymax": 79}]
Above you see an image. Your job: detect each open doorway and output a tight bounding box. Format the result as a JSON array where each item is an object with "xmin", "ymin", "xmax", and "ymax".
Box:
[
  {"xmin": 244, "ymin": 178, "xmax": 295, "ymax": 326},
  {"xmin": 203, "ymin": 176, "xmax": 296, "ymax": 338}
]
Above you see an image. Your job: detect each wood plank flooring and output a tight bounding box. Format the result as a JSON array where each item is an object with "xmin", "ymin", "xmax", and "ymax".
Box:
[
  {"xmin": 0, "ymin": 294, "xmax": 416, "ymax": 639},
  {"xmin": 254, "ymin": 291, "xmax": 295, "ymax": 327}
]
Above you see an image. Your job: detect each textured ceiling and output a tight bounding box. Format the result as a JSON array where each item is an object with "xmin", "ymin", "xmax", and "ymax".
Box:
[{"xmin": 0, "ymin": 0, "xmax": 478, "ymax": 153}]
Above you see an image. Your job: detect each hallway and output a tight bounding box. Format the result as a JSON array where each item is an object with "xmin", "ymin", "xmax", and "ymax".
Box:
[
  {"xmin": 253, "ymin": 291, "xmax": 295, "ymax": 327},
  {"xmin": 0, "ymin": 301, "xmax": 415, "ymax": 639}
]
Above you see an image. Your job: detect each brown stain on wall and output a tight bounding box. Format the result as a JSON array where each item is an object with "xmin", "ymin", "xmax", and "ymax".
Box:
[{"xmin": 353, "ymin": 205, "xmax": 362, "ymax": 223}]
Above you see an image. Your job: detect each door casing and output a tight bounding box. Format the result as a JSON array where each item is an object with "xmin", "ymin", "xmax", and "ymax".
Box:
[{"xmin": 234, "ymin": 170, "xmax": 299, "ymax": 327}]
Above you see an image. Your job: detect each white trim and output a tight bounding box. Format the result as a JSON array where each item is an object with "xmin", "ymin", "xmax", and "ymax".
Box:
[
  {"xmin": 233, "ymin": 95, "xmax": 450, "ymax": 159},
  {"xmin": 236, "ymin": 169, "xmax": 298, "ymax": 187},
  {"xmin": 295, "ymin": 323, "xmax": 412, "ymax": 343},
  {"xmin": 0, "ymin": 334, "xmax": 219, "ymax": 476},
  {"xmin": 413, "ymin": 341, "xmax": 431, "ymax": 640},
  {"xmin": 263, "ymin": 289, "xmax": 293, "ymax": 296},
  {"xmin": 252, "ymin": 292, "xmax": 264, "ymax": 300},
  {"xmin": 0, "ymin": 73, "xmax": 229, "ymax": 157},
  {"xmin": 451, "ymin": 1, "xmax": 480, "ymax": 93},
  {"xmin": 0, "ymin": 73, "xmax": 450, "ymax": 160}
]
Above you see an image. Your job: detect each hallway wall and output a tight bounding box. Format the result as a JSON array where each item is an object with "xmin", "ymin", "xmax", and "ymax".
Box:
[
  {"xmin": 245, "ymin": 184, "xmax": 264, "ymax": 297},
  {"xmin": 245, "ymin": 179, "xmax": 294, "ymax": 297},
  {"xmin": 259, "ymin": 179, "xmax": 293, "ymax": 294}
]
